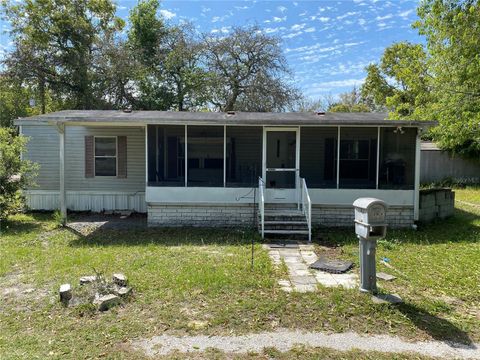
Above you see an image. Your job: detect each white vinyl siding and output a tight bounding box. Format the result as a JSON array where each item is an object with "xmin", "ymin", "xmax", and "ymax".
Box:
[
  {"xmin": 65, "ymin": 126, "xmax": 145, "ymax": 192},
  {"xmin": 22, "ymin": 125, "xmax": 60, "ymax": 190}
]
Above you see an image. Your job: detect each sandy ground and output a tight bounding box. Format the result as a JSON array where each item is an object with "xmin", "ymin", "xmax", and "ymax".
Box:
[{"xmin": 132, "ymin": 329, "xmax": 480, "ymax": 359}]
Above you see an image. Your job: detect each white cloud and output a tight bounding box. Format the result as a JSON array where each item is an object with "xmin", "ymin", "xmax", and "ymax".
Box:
[
  {"xmin": 277, "ymin": 6, "xmax": 287, "ymax": 13},
  {"xmin": 291, "ymin": 23, "xmax": 306, "ymax": 31},
  {"xmin": 304, "ymin": 27, "xmax": 315, "ymax": 33},
  {"xmin": 358, "ymin": 18, "xmax": 366, "ymax": 26},
  {"xmin": 375, "ymin": 14, "xmax": 393, "ymax": 21},
  {"xmin": 399, "ymin": 9, "xmax": 414, "ymax": 18},
  {"xmin": 211, "ymin": 26, "xmax": 231, "ymax": 34},
  {"xmin": 160, "ymin": 9, "xmax": 176, "ymax": 20},
  {"xmin": 306, "ymin": 78, "xmax": 365, "ymax": 93},
  {"xmin": 283, "ymin": 31, "xmax": 303, "ymax": 39},
  {"xmin": 235, "ymin": 5, "xmax": 249, "ymax": 10},
  {"xmin": 337, "ymin": 11, "xmax": 357, "ymax": 20},
  {"xmin": 264, "ymin": 26, "xmax": 286, "ymax": 34},
  {"xmin": 318, "ymin": 17, "xmax": 330, "ymax": 23},
  {"xmin": 272, "ymin": 16, "xmax": 286, "ymax": 23}
]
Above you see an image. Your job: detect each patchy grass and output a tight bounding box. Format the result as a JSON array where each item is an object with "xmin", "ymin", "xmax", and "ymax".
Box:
[
  {"xmin": 455, "ymin": 186, "xmax": 480, "ymax": 205},
  {"xmin": 147, "ymin": 346, "xmax": 435, "ymax": 360},
  {"xmin": 0, "ymin": 192, "xmax": 479, "ymax": 359}
]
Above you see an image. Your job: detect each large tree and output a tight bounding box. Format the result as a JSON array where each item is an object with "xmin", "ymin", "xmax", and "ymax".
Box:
[
  {"xmin": 414, "ymin": 0, "xmax": 480, "ymax": 156},
  {"xmin": 328, "ymin": 86, "xmax": 371, "ymax": 112},
  {"xmin": 204, "ymin": 26, "xmax": 300, "ymax": 112},
  {"xmin": 163, "ymin": 24, "xmax": 211, "ymax": 111},
  {"xmin": 360, "ymin": 42, "xmax": 431, "ymax": 118},
  {"xmin": 127, "ymin": 0, "xmax": 174, "ymax": 110},
  {"xmin": 2, "ymin": 0, "xmax": 124, "ymax": 110}
]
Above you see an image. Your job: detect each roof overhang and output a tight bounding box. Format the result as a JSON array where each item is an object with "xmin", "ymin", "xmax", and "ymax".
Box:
[{"xmin": 14, "ymin": 110, "xmax": 438, "ymax": 129}]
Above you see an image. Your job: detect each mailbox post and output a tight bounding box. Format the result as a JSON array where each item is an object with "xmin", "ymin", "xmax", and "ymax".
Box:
[{"xmin": 353, "ymin": 198, "xmax": 388, "ymax": 293}]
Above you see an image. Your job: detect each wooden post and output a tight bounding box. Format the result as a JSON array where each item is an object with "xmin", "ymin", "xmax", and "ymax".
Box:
[
  {"xmin": 58, "ymin": 123, "xmax": 66, "ymax": 225},
  {"xmin": 413, "ymin": 127, "xmax": 421, "ymax": 221}
]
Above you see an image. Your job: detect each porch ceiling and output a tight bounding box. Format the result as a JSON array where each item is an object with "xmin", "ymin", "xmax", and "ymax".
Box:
[{"xmin": 14, "ymin": 110, "xmax": 436, "ymax": 128}]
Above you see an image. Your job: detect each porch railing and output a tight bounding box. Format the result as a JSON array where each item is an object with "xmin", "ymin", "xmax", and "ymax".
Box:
[
  {"xmin": 258, "ymin": 177, "xmax": 265, "ymax": 238},
  {"xmin": 300, "ymin": 177, "xmax": 312, "ymax": 242}
]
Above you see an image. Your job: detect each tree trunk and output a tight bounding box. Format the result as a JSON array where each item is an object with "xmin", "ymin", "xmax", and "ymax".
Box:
[{"xmin": 39, "ymin": 75, "xmax": 46, "ymax": 114}]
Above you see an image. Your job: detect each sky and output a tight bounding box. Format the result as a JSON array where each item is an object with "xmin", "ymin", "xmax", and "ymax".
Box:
[{"xmin": 0, "ymin": 0, "xmax": 423, "ymax": 99}]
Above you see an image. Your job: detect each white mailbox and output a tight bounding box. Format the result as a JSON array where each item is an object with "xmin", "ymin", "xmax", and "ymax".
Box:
[
  {"xmin": 353, "ymin": 197, "xmax": 388, "ymax": 293},
  {"xmin": 353, "ymin": 198, "xmax": 388, "ymax": 240}
]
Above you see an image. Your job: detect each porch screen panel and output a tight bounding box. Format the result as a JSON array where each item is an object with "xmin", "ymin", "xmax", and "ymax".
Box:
[
  {"xmin": 187, "ymin": 126, "xmax": 224, "ymax": 187},
  {"xmin": 226, "ymin": 126, "xmax": 262, "ymax": 187},
  {"xmin": 339, "ymin": 127, "xmax": 377, "ymax": 189},
  {"xmin": 379, "ymin": 127, "xmax": 416, "ymax": 189},
  {"xmin": 147, "ymin": 125, "xmax": 185, "ymax": 186},
  {"xmin": 300, "ymin": 127, "xmax": 337, "ymax": 188}
]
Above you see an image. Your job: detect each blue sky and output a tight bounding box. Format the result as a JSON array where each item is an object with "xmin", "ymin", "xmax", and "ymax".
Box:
[{"xmin": 0, "ymin": 0, "xmax": 423, "ymax": 99}]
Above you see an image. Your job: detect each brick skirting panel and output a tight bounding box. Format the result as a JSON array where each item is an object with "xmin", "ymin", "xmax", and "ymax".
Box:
[{"xmin": 147, "ymin": 204, "xmax": 414, "ymax": 228}]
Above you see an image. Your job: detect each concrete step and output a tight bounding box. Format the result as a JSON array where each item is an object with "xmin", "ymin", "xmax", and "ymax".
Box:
[
  {"xmin": 264, "ymin": 221, "xmax": 308, "ymax": 225},
  {"xmin": 263, "ymin": 230, "xmax": 310, "ymax": 235}
]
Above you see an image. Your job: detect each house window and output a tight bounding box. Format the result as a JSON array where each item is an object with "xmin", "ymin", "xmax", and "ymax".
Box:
[{"xmin": 95, "ymin": 137, "xmax": 117, "ymax": 176}]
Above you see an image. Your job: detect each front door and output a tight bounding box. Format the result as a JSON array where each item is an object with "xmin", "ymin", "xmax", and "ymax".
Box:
[{"xmin": 263, "ymin": 128, "xmax": 299, "ymax": 203}]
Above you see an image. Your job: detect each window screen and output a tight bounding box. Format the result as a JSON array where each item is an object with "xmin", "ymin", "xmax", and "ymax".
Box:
[
  {"xmin": 300, "ymin": 127, "xmax": 337, "ymax": 188},
  {"xmin": 379, "ymin": 127, "xmax": 416, "ymax": 189},
  {"xmin": 187, "ymin": 126, "xmax": 224, "ymax": 187},
  {"xmin": 225, "ymin": 127, "xmax": 262, "ymax": 187},
  {"xmin": 339, "ymin": 127, "xmax": 377, "ymax": 189},
  {"xmin": 147, "ymin": 125, "xmax": 185, "ymax": 186},
  {"xmin": 95, "ymin": 137, "xmax": 116, "ymax": 176}
]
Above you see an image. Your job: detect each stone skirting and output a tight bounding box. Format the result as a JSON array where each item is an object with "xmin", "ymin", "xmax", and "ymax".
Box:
[
  {"xmin": 147, "ymin": 203, "xmax": 414, "ymax": 228},
  {"xmin": 312, "ymin": 205, "xmax": 414, "ymax": 228},
  {"xmin": 147, "ymin": 204, "xmax": 257, "ymax": 227}
]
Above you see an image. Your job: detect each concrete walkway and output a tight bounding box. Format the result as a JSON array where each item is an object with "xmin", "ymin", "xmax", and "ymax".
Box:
[
  {"xmin": 264, "ymin": 243, "xmax": 358, "ymax": 292},
  {"xmin": 132, "ymin": 329, "xmax": 480, "ymax": 359}
]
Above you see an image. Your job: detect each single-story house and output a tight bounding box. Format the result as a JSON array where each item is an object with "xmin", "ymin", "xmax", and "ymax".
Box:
[{"xmin": 15, "ymin": 110, "xmax": 434, "ymax": 240}]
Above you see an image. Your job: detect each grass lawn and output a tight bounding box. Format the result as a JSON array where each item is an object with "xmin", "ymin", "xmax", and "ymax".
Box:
[{"xmin": 0, "ymin": 189, "xmax": 479, "ymax": 359}]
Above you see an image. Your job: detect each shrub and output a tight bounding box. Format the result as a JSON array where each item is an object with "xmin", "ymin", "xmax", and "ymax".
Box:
[{"xmin": 0, "ymin": 128, "xmax": 38, "ymax": 221}]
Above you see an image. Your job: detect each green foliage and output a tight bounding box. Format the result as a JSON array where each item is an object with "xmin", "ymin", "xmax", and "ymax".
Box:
[
  {"xmin": 0, "ymin": 128, "xmax": 38, "ymax": 220},
  {"xmin": 360, "ymin": 42, "xmax": 431, "ymax": 118},
  {"xmin": 362, "ymin": 1, "xmax": 480, "ymax": 156},
  {"xmin": 2, "ymin": 0, "xmax": 124, "ymax": 110},
  {"xmin": 414, "ymin": 0, "xmax": 480, "ymax": 157},
  {"xmin": 0, "ymin": 76, "xmax": 36, "ymax": 128},
  {"xmin": 328, "ymin": 86, "xmax": 371, "ymax": 112}
]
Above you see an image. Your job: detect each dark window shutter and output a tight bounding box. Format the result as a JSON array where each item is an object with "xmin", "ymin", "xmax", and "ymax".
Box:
[
  {"xmin": 85, "ymin": 136, "xmax": 94, "ymax": 178},
  {"xmin": 117, "ymin": 136, "xmax": 127, "ymax": 178}
]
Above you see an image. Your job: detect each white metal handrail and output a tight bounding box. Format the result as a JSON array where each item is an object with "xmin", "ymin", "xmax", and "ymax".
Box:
[
  {"xmin": 258, "ymin": 177, "xmax": 265, "ymax": 238},
  {"xmin": 300, "ymin": 177, "xmax": 312, "ymax": 242}
]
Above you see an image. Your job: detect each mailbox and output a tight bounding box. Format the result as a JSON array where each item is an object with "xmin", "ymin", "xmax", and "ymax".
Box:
[
  {"xmin": 353, "ymin": 198, "xmax": 388, "ymax": 240},
  {"xmin": 353, "ymin": 197, "xmax": 388, "ymax": 293}
]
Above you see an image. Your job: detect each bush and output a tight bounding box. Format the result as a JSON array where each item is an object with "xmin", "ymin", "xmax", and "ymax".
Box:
[{"xmin": 0, "ymin": 128, "xmax": 38, "ymax": 221}]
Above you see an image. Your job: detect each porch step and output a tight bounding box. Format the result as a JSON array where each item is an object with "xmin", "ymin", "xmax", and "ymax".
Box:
[
  {"xmin": 264, "ymin": 221, "xmax": 307, "ymax": 225},
  {"xmin": 264, "ymin": 210, "xmax": 304, "ymax": 217},
  {"xmin": 263, "ymin": 230, "xmax": 310, "ymax": 235}
]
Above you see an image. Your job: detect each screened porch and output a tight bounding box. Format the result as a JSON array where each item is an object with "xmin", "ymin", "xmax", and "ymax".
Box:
[{"xmin": 146, "ymin": 124, "xmax": 417, "ymax": 192}]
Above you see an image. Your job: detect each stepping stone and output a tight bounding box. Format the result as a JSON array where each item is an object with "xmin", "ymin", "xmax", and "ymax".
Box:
[
  {"xmin": 372, "ymin": 293, "xmax": 403, "ymax": 304},
  {"xmin": 377, "ymin": 272, "xmax": 396, "ymax": 281},
  {"xmin": 290, "ymin": 275, "xmax": 317, "ymax": 285},
  {"xmin": 294, "ymin": 284, "xmax": 317, "ymax": 292}
]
